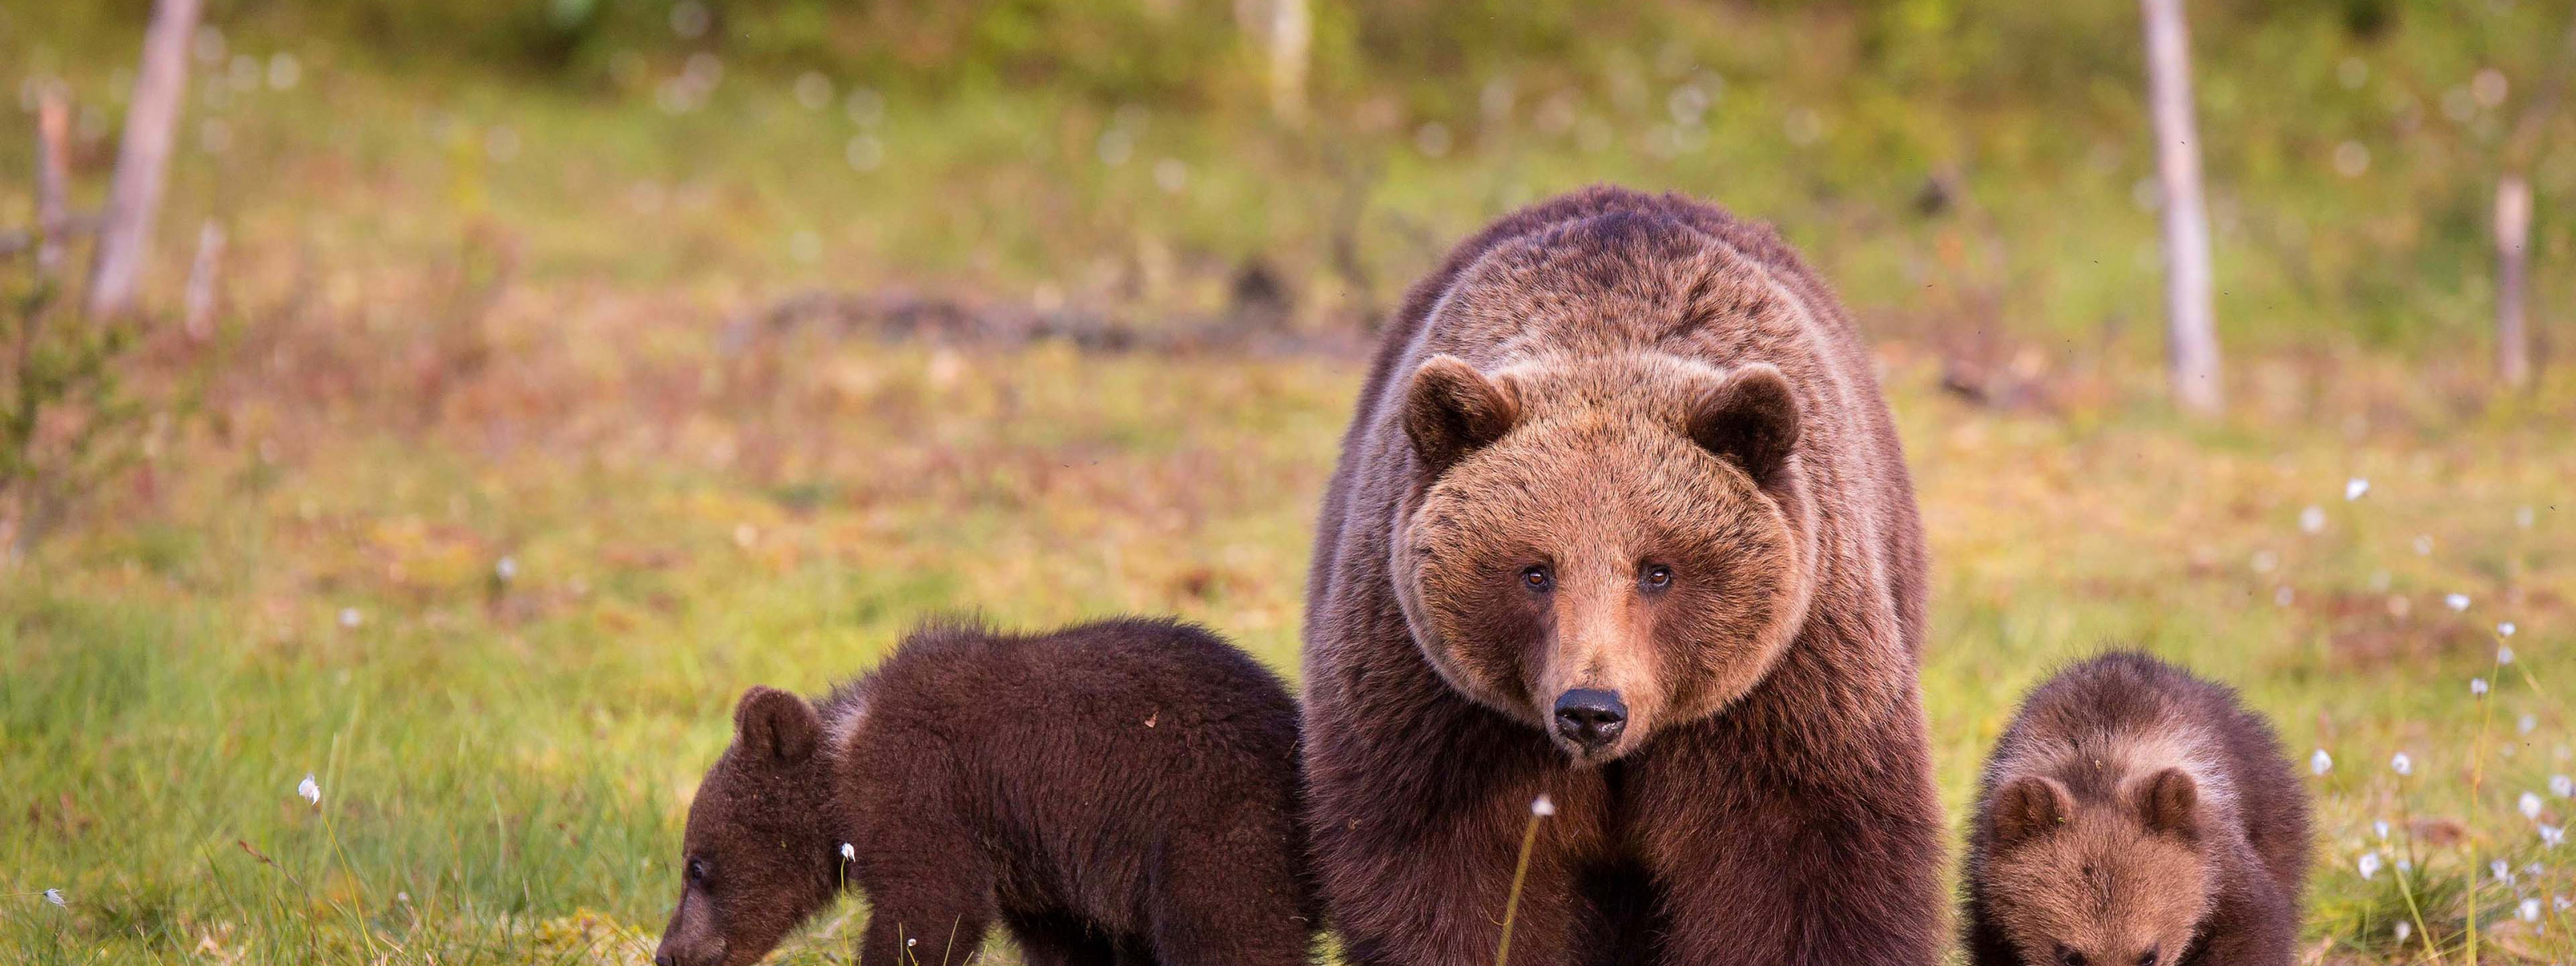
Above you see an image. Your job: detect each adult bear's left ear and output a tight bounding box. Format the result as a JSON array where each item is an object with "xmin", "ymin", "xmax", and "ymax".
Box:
[{"xmin": 1686, "ymin": 362, "xmax": 1800, "ymax": 485}]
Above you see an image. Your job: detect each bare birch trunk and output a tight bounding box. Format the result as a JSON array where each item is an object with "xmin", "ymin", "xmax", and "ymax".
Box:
[
  {"xmin": 2140, "ymin": 0, "xmax": 2223, "ymax": 415},
  {"xmin": 1269, "ymin": 0, "xmax": 1311, "ymax": 125},
  {"xmin": 85, "ymin": 0, "xmax": 204, "ymax": 322},
  {"xmin": 2496, "ymin": 175, "xmax": 2533, "ymax": 389},
  {"xmin": 182, "ymin": 221, "xmax": 225, "ymax": 341}
]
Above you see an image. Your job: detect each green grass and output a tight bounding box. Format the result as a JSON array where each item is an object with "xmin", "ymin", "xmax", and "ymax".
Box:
[{"xmin": 3, "ymin": 14, "xmax": 2576, "ymax": 964}]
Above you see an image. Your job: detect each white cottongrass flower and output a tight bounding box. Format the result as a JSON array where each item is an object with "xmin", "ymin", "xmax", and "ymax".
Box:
[
  {"xmin": 2524, "ymin": 791, "xmax": 2546, "ymax": 821},
  {"xmin": 2395, "ymin": 921, "xmax": 2413, "ymax": 943},
  {"xmin": 2498, "ymin": 646, "xmax": 2516, "ymax": 666},
  {"xmin": 2392, "ymin": 753, "xmax": 2414, "ymax": 776},
  {"xmin": 2471, "ymin": 677, "xmax": 2490, "ymax": 696},
  {"xmin": 840, "ymin": 842, "xmax": 856, "ymax": 862},
  {"xmin": 2357, "ymin": 852, "xmax": 2383, "ymax": 879},
  {"xmin": 338, "ymin": 607, "xmax": 362, "ymax": 629},
  {"xmin": 2446, "ymin": 593, "xmax": 2471, "ymax": 612},
  {"xmin": 43, "ymin": 889, "xmax": 64, "ymax": 907},
  {"xmin": 2491, "ymin": 859, "xmax": 2512, "ymax": 883},
  {"xmin": 2520, "ymin": 898, "xmax": 2543, "ymax": 923},
  {"xmin": 495, "ymin": 556, "xmax": 519, "ymax": 581},
  {"xmin": 2274, "ymin": 586, "xmax": 2295, "ymax": 607},
  {"xmin": 906, "ymin": 939, "xmax": 917, "ymax": 947},
  {"xmin": 2311, "ymin": 749, "xmax": 2332, "ymax": 776},
  {"xmin": 2397, "ymin": 858, "xmax": 2413, "ymax": 874},
  {"xmin": 2345, "ymin": 477, "xmax": 2370, "ymax": 501},
  {"xmin": 298, "ymin": 773, "xmax": 320, "ymax": 804},
  {"xmin": 2299, "ymin": 506, "xmax": 2327, "ymax": 535},
  {"xmin": 2541, "ymin": 824, "xmax": 2566, "ymax": 848},
  {"xmin": 2520, "ymin": 714, "xmax": 2539, "ymax": 735},
  {"xmin": 2553, "ymin": 774, "xmax": 2574, "ymax": 798},
  {"xmin": 2498, "ymin": 621, "xmax": 2516, "ymax": 637},
  {"xmin": 1532, "ymin": 795, "xmax": 1557, "ymax": 817},
  {"xmin": 2374, "ymin": 819, "xmax": 2391, "ymax": 840}
]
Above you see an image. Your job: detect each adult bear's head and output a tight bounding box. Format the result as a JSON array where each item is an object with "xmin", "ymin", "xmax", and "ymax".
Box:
[{"xmin": 1390, "ymin": 348, "xmax": 1818, "ymax": 765}]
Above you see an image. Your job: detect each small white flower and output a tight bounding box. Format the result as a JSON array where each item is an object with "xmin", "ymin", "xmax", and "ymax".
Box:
[
  {"xmin": 2558, "ymin": 894, "xmax": 2572, "ymax": 911},
  {"xmin": 397, "ymin": 891, "xmax": 410, "ymax": 903},
  {"xmin": 297, "ymin": 773, "xmax": 320, "ymax": 804},
  {"xmin": 2553, "ymin": 774, "xmax": 2574, "ymax": 798},
  {"xmin": 338, "ymin": 607, "xmax": 362, "ymax": 629},
  {"xmin": 2396, "ymin": 858, "xmax": 2413, "ymax": 874},
  {"xmin": 2523, "ymin": 791, "xmax": 2546, "ymax": 821},
  {"xmin": 2413, "ymin": 535, "xmax": 2435, "ymax": 555},
  {"xmin": 2498, "ymin": 646, "xmax": 2516, "ymax": 665},
  {"xmin": 2395, "ymin": 920, "xmax": 2413, "ymax": 943},
  {"xmin": 2299, "ymin": 506, "xmax": 2327, "ymax": 535},
  {"xmin": 495, "ymin": 556, "xmax": 519, "ymax": 581},
  {"xmin": 2373, "ymin": 819, "xmax": 2391, "ymax": 840},
  {"xmin": 2491, "ymin": 859, "xmax": 2512, "ymax": 883},
  {"xmin": 2392, "ymin": 752, "xmax": 2414, "ymax": 776},
  {"xmin": 43, "ymin": 889, "xmax": 64, "ymax": 907},
  {"xmin": 2520, "ymin": 714, "xmax": 2539, "ymax": 735},
  {"xmin": 2446, "ymin": 593, "xmax": 2471, "ymax": 612},
  {"xmin": 2311, "ymin": 749, "xmax": 2333, "ymax": 776},
  {"xmin": 2520, "ymin": 898, "xmax": 2541, "ymax": 923},
  {"xmin": 840, "ymin": 842, "xmax": 856, "ymax": 862},
  {"xmin": 2498, "ymin": 621, "xmax": 2517, "ymax": 637},
  {"xmin": 2358, "ymin": 852, "xmax": 2383, "ymax": 879},
  {"xmin": 2274, "ymin": 586, "xmax": 2295, "ymax": 607},
  {"xmin": 2250, "ymin": 551, "xmax": 2279, "ymax": 574},
  {"xmin": 2345, "ymin": 477, "xmax": 2371, "ymax": 501},
  {"xmin": 2541, "ymin": 824, "xmax": 2566, "ymax": 848},
  {"xmin": 906, "ymin": 939, "xmax": 917, "ymax": 947},
  {"xmin": 1532, "ymin": 795, "xmax": 1556, "ymax": 817},
  {"xmin": 2472, "ymin": 677, "xmax": 2490, "ymax": 696}
]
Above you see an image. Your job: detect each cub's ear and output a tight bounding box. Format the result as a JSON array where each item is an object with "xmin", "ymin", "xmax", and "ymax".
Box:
[
  {"xmin": 1686, "ymin": 363, "xmax": 1800, "ymax": 485},
  {"xmin": 1989, "ymin": 775, "xmax": 2073, "ymax": 848},
  {"xmin": 2136, "ymin": 767, "xmax": 2199, "ymax": 837},
  {"xmin": 733, "ymin": 686, "xmax": 822, "ymax": 764},
  {"xmin": 1402, "ymin": 355, "xmax": 1520, "ymax": 473}
]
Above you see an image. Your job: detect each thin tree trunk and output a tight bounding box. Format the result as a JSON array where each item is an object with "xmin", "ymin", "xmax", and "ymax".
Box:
[
  {"xmin": 85, "ymin": 0, "xmax": 204, "ymax": 322},
  {"xmin": 35, "ymin": 86, "xmax": 75, "ymax": 279},
  {"xmin": 182, "ymin": 220, "xmax": 225, "ymax": 341},
  {"xmin": 2140, "ymin": 0, "xmax": 2223, "ymax": 415},
  {"xmin": 2496, "ymin": 175, "xmax": 2533, "ymax": 389},
  {"xmin": 1268, "ymin": 0, "xmax": 1311, "ymax": 125}
]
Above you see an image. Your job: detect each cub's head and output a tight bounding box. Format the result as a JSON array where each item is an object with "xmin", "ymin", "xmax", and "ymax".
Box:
[
  {"xmin": 1392, "ymin": 352, "xmax": 1814, "ymax": 764},
  {"xmin": 1980, "ymin": 769, "xmax": 2215, "ymax": 966},
  {"xmin": 655, "ymin": 687, "xmax": 846, "ymax": 966}
]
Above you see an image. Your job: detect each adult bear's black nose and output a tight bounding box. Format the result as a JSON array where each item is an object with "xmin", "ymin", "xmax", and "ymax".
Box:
[{"xmin": 1552, "ymin": 689, "xmax": 1627, "ymax": 750}]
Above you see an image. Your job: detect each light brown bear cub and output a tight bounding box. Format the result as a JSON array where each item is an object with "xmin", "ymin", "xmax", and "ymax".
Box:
[
  {"xmin": 1963, "ymin": 653, "xmax": 2310, "ymax": 966},
  {"xmin": 653, "ymin": 618, "xmax": 1315, "ymax": 966}
]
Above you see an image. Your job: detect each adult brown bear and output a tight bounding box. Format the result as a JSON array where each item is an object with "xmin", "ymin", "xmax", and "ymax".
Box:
[{"xmin": 1302, "ymin": 186, "xmax": 1939, "ymax": 966}]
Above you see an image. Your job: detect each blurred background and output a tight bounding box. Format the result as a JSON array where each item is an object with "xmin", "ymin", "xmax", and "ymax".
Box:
[{"xmin": 2, "ymin": 1, "xmax": 2571, "ymax": 964}]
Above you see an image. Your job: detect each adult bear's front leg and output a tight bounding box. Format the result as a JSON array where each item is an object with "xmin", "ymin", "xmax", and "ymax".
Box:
[
  {"xmin": 1305, "ymin": 696, "xmax": 1608, "ymax": 966},
  {"xmin": 1629, "ymin": 724, "xmax": 1944, "ymax": 966}
]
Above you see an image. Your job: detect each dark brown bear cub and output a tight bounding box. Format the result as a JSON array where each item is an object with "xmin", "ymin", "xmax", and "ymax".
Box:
[
  {"xmin": 653, "ymin": 618, "xmax": 1315, "ymax": 966},
  {"xmin": 1963, "ymin": 653, "xmax": 2310, "ymax": 966}
]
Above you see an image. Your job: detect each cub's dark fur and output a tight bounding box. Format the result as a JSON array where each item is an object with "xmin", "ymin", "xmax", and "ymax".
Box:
[
  {"xmin": 1963, "ymin": 652, "xmax": 2310, "ymax": 966},
  {"xmin": 654, "ymin": 618, "xmax": 1315, "ymax": 966}
]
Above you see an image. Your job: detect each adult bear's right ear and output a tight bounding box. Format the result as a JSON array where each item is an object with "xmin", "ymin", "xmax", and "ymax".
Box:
[
  {"xmin": 1988, "ymin": 774, "xmax": 2072, "ymax": 848},
  {"xmin": 733, "ymin": 686, "xmax": 821, "ymax": 765},
  {"xmin": 1402, "ymin": 355, "xmax": 1520, "ymax": 473}
]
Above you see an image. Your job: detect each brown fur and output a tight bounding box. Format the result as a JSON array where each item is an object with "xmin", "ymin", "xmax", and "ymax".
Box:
[
  {"xmin": 1302, "ymin": 186, "xmax": 1941, "ymax": 966},
  {"xmin": 1963, "ymin": 653, "xmax": 2311, "ymax": 966},
  {"xmin": 654, "ymin": 618, "xmax": 1316, "ymax": 966}
]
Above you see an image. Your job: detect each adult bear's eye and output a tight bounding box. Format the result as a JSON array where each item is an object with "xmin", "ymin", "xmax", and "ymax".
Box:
[
  {"xmin": 1521, "ymin": 565, "xmax": 1553, "ymax": 592},
  {"xmin": 1639, "ymin": 564, "xmax": 1672, "ymax": 590},
  {"xmin": 2055, "ymin": 947, "xmax": 2086, "ymax": 966},
  {"xmin": 686, "ymin": 857, "xmax": 711, "ymax": 885},
  {"xmin": 2135, "ymin": 948, "xmax": 2157, "ymax": 966}
]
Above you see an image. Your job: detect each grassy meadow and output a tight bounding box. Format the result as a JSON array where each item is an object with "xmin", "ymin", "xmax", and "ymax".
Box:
[{"xmin": 6, "ymin": 2, "xmax": 2576, "ymax": 963}]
